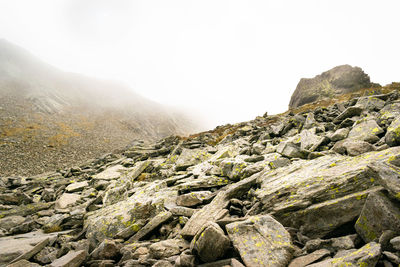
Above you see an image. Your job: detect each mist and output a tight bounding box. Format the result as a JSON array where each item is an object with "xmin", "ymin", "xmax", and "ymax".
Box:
[{"xmin": 1, "ymin": 0, "xmax": 400, "ymax": 129}]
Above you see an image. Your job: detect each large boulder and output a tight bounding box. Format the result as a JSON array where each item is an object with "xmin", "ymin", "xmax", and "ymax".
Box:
[
  {"xmin": 226, "ymin": 215, "xmax": 293, "ymax": 267},
  {"xmin": 289, "ymin": 65, "xmax": 372, "ymax": 109},
  {"xmin": 255, "ymin": 147, "xmax": 400, "ymax": 238}
]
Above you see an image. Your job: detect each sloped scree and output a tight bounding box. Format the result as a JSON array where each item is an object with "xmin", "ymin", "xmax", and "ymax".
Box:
[{"xmin": 1, "ymin": 87, "xmax": 400, "ymax": 266}]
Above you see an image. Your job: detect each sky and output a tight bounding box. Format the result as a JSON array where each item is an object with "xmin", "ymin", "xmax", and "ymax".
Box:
[{"xmin": 0, "ymin": 0, "xmax": 399, "ymax": 129}]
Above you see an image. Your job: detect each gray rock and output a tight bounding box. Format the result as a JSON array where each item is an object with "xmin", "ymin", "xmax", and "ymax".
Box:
[
  {"xmin": 330, "ymin": 128, "xmax": 349, "ymax": 142},
  {"xmin": 191, "ymin": 222, "xmax": 230, "ymax": 262},
  {"xmin": 368, "ymin": 162, "xmax": 400, "ymax": 200},
  {"xmin": 149, "ymin": 239, "xmax": 185, "ymax": 259},
  {"xmin": 348, "ymin": 119, "xmax": 384, "ymax": 143},
  {"xmin": 226, "ymin": 215, "xmax": 293, "ymax": 267},
  {"xmin": 33, "ymin": 246, "xmax": 59, "ymax": 264},
  {"xmin": 334, "ymin": 106, "xmax": 363, "ymax": 123},
  {"xmin": 50, "ymin": 250, "xmax": 87, "ymax": 267},
  {"xmin": 356, "ymin": 96, "xmax": 386, "ymax": 111},
  {"xmin": 175, "ymin": 149, "xmax": 210, "ymax": 171},
  {"xmin": 355, "ymin": 191, "xmax": 400, "ymax": 243},
  {"xmin": 0, "ymin": 216, "xmax": 25, "ymax": 231},
  {"xmin": 55, "ymin": 193, "xmax": 81, "ymax": 210},
  {"xmin": 307, "ymin": 242, "xmax": 381, "ymax": 267},
  {"xmin": 176, "ymin": 191, "xmax": 212, "ymax": 207},
  {"xmin": 390, "ymin": 236, "xmax": 400, "ymax": 251},
  {"xmin": 92, "ymin": 165, "xmax": 126, "ymax": 180},
  {"xmin": 385, "ymin": 117, "xmax": 400, "ymax": 147},
  {"xmin": 65, "ymin": 181, "xmax": 88, "ymax": 193},
  {"xmin": 288, "ymin": 249, "xmax": 330, "ymax": 267},
  {"xmin": 277, "ymin": 142, "xmax": 308, "ymax": 159},
  {"xmin": 304, "ymin": 235, "xmax": 359, "ymax": 253},
  {"xmin": 6, "ymin": 260, "xmax": 41, "ymax": 267},
  {"xmin": 128, "ymin": 211, "xmax": 173, "ymax": 242},
  {"xmin": 181, "ymin": 174, "xmax": 258, "ymax": 238},
  {"xmin": 332, "ymin": 139, "xmax": 375, "ymax": 156},
  {"xmin": 90, "ymin": 239, "xmax": 120, "ymax": 260},
  {"xmin": 289, "ymin": 65, "xmax": 372, "ymax": 109}
]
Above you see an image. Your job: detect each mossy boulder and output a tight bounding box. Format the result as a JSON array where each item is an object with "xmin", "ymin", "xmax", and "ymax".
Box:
[{"xmin": 289, "ymin": 65, "xmax": 372, "ymax": 109}]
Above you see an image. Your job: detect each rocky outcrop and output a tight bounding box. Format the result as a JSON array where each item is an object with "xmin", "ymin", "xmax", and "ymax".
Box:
[
  {"xmin": 289, "ymin": 65, "xmax": 373, "ymax": 109},
  {"xmin": 1, "ymin": 84, "xmax": 400, "ymax": 266}
]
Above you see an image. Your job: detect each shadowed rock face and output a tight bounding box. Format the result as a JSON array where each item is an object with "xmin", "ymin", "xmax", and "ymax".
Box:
[{"xmin": 289, "ymin": 65, "xmax": 372, "ymax": 109}]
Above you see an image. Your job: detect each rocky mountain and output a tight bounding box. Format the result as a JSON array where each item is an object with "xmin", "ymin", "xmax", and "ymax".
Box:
[
  {"xmin": 1, "ymin": 73, "xmax": 400, "ymax": 266},
  {"xmin": 289, "ymin": 65, "xmax": 375, "ymax": 109},
  {"xmin": 0, "ymin": 39, "xmax": 199, "ymax": 176}
]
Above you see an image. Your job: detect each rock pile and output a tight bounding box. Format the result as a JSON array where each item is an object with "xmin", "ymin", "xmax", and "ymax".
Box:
[{"xmin": 1, "ymin": 89, "xmax": 400, "ymax": 266}]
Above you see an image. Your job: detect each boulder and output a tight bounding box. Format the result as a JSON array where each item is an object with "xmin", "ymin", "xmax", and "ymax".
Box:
[
  {"xmin": 226, "ymin": 215, "xmax": 293, "ymax": 267},
  {"xmin": 390, "ymin": 236, "xmax": 400, "ymax": 251},
  {"xmin": 289, "ymin": 65, "xmax": 372, "ymax": 109},
  {"xmin": 288, "ymin": 249, "xmax": 330, "ymax": 267},
  {"xmin": 385, "ymin": 117, "xmax": 400, "ymax": 147},
  {"xmin": 55, "ymin": 193, "xmax": 81, "ymax": 210},
  {"xmin": 307, "ymin": 242, "xmax": 381, "ymax": 267},
  {"xmin": 332, "ymin": 139, "xmax": 375, "ymax": 156},
  {"xmin": 368, "ymin": 162, "xmax": 400, "ymax": 200},
  {"xmin": 149, "ymin": 239, "xmax": 185, "ymax": 259},
  {"xmin": 334, "ymin": 106, "xmax": 363, "ymax": 123},
  {"xmin": 90, "ymin": 239, "xmax": 120, "ymax": 260},
  {"xmin": 92, "ymin": 165, "xmax": 127, "ymax": 180},
  {"xmin": 175, "ymin": 149, "xmax": 210, "ymax": 171},
  {"xmin": 356, "ymin": 96, "xmax": 386, "ymax": 111},
  {"xmin": 65, "ymin": 181, "xmax": 88, "ymax": 193},
  {"xmin": 176, "ymin": 191, "xmax": 212, "ymax": 207},
  {"xmin": 355, "ymin": 191, "xmax": 400, "ymax": 243},
  {"xmin": 191, "ymin": 222, "xmax": 230, "ymax": 262},
  {"xmin": 49, "ymin": 250, "xmax": 87, "ymax": 267},
  {"xmin": 330, "ymin": 128, "xmax": 349, "ymax": 142},
  {"xmin": 277, "ymin": 142, "xmax": 308, "ymax": 159},
  {"xmin": 348, "ymin": 119, "xmax": 384, "ymax": 143}
]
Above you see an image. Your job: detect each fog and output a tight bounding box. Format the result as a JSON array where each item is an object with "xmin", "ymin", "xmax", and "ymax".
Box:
[{"xmin": 1, "ymin": 0, "xmax": 400, "ymax": 129}]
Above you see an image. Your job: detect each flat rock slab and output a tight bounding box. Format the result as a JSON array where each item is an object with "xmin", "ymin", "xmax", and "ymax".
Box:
[
  {"xmin": 255, "ymin": 147, "xmax": 400, "ymax": 238},
  {"xmin": 55, "ymin": 193, "xmax": 81, "ymax": 209},
  {"xmin": 308, "ymin": 242, "xmax": 381, "ymax": 267},
  {"xmin": 65, "ymin": 181, "xmax": 88, "ymax": 193},
  {"xmin": 49, "ymin": 250, "xmax": 87, "ymax": 267},
  {"xmin": 288, "ymin": 249, "xmax": 330, "ymax": 267},
  {"xmin": 92, "ymin": 165, "xmax": 126, "ymax": 180},
  {"xmin": 128, "ymin": 211, "xmax": 172, "ymax": 242},
  {"xmin": 0, "ymin": 230, "xmax": 68, "ymax": 265},
  {"xmin": 226, "ymin": 215, "xmax": 293, "ymax": 267}
]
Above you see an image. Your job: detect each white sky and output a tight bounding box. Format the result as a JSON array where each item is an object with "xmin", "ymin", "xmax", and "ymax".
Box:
[{"xmin": 0, "ymin": 0, "xmax": 399, "ymax": 128}]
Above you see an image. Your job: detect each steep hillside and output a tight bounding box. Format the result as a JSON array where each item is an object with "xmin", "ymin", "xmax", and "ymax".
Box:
[
  {"xmin": 1, "ymin": 78, "xmax": 400, "ymax": 266},
  {"xmin": 0, "ymin": 39, "xmax": 199, "ymax": 176}
]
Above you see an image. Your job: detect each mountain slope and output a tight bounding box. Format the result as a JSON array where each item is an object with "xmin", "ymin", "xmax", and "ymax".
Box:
[
  {"xmin": 0, "ymin": 39, "xmax": 199, "ymax": 176},
  {"xmin": 0, "ymin": 74, "xmax": 400, "ymax": 266}
]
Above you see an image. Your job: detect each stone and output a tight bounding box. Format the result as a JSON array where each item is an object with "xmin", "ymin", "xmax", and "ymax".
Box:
[
  {"xmin": 65, "ymin": 181, "xmax": 88, "ymax": 193},
  {"xmin": 368, "ymin": 162, "xmax": 400, "ymax": 200},
  {"xmin": 219, "ymin": 158, "xmax": 248, "ymax": 181},
  {"xmin": 356, "ymin": 96, "xmax": 386, "ymax": 111},
  {"xmin": 288, "ymin": 249, "xmax": 330, "ymax": 267},
  {"xmin": 85, "ymin": 180, "xmax": 177, "ymax": 246},
  {"xmin": 0, "ymin": 216, "xmax": 25, "ymax": 231},
  {"xmin": 152, "ymin": 260, "xmax": 174, "ymax": 267},
  {"xmin": 90, "ymin": 239, "xmax": 120, "ymax": 260},
  {"xmin": 191, "ymin": 222, "xmax": 230, "ymax": 262},
  {"xmin": 277, "ymin": 142, "xmax": 308, "ymax": 159},
  {"xmin": 33, "ymin": 246, "xmax": 59, "ymax": 264},
  {"xmin": 307, "ymin": 242, "xmax": 381, "ymax": 267},
  {"xmin": 128, "ymin": 211, "xmax": 173, "ymax": 242},
  {"xmin": 175, "ymin": 149, "xmax": 210, "ymax": 171},
  {"xmin": 8, "ymin": 237, "xmax": 49, "ymax": 264},
  {"xmin": 55, "ymin": 193, "xmax": 81, "ymax": 210},
  {"xmin": 149, "ymin": 239, "xmax": 184, "ymax": 259},
  {"xmin": 50, "ymin": 250, "xmax": 87, "ymax": 267},
  {"xmin": 176, "ymin": 191, "xmax": 212, "ymax": 207},
  {"xmin": 226, "ymin": 215, "xmax": 293, "ymax": 267},
  {"xmin": 289, "ymin": 65, "xmax": 372, "ymax": 109},
  {"xmin": 92, "ymin": 165, "xmax": 126, "ymax": 180},
  {"xmin": 0, "ymin": 192, "xmax": 32, "ymax": 205},
  {"xmin": 348, "ymin": 119, "xmax": 384, "ymax": 143},
  {"xmin": 383, "ymin": 251, "xmax": 400, "ymax": 265},
  {"xmin": 42, "ymin": 214, "xmax": 68, "ymax": 233},
  {"xmin": 0, "ymin": 230, "xmax": 61, "ymax": 266},
  {"xmin": 304, "ymin": 235, "xmax": 359, "ymax": 253},
  {"xmin": 390, "ymin": 236, "xmax": 400, "ymax": 251},
  {"xmin": 102, "ymin": 185, "xmax": 128, "ymax": 206},
  {"xmin": 197, "ymin": 258, "xmax": 245, "ymax": 267},
  {"xmin": 385, "ymin": 117, "xmax": 400, "ymax": 147},
  {"xmin": 355, "ymin": 191, "xmax": 400, "ymax": 243},
  {"xmin": 6, "ymin": 260, "xmax": 41, "ymax": 267},
  {"xmin": 181, "ymin": 174, "xmax": 258, "ymax": 238},
  {"xmin": 332, "ymin": 139, "xmax": 375, "ymax": 156},
  {"xmin": 330, "ymin": 128, "xmax": 349, "ymax": 142},
  {"xmin": 0, "ymin": 202, "xmax": 53, "ymax": 218},
  {"xmin": 334, "ymin": 106, "xmax": 363, "ymax": 123}
]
